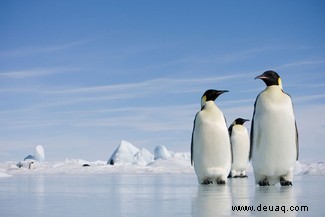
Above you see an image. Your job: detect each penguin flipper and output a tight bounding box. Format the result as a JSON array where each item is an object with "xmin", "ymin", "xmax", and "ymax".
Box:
[
  {"xmin": 249, "ymin": 96, "xmax": 259, "ymax": 161},
  {"xmin": 191, "ymin": 113, "xmax": 198, "ymax": 166},
  {"xmin": 191, "ymin": 132, "xmax": 194, "ymax": 166},
  {"xmin": 295, "ymin": 121, "xmax": 299, "ymax": 160},
  {"xmin": 287, "ymin": 92, "xmax": 299, "ymax": 161},
  {"xmin": 224, "ymin": 115, "xmax": 233, "ymax": 163}
]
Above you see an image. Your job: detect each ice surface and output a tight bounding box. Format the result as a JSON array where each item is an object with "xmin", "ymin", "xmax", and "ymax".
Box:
[
  {"xmin": 0, "ymin": 145, "xmax": 324, "ymax": 217},
  {"xmin": 0, "ymin": 173, "xmax": 324, "ymax": 217}
]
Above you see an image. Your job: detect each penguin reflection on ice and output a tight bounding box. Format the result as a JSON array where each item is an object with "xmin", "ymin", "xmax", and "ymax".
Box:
[
  {"xmin": 228, "ymin": 118, "xmax": 250, "ymax": 178},
  {"xmin": 250, "ymin": 70, "xmax": 299, "ymax": 186},
  {"xmin": 191, "ymin": 89, "xmax": 231, "ymax": 185}
]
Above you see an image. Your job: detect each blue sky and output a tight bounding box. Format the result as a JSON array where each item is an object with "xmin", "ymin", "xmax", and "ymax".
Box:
[{"xmin": 0, "ymin": 0, "xmax": 324, "ymax": 162}]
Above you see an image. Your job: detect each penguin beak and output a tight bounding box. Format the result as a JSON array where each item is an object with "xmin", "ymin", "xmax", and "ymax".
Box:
[
  {"xmin": 243, "ymin": 119, "xmax": 250, "ymax": 123},
  {"xmin": 218, "ymin": 90, "xmax": 229, "ymax": 94},
  {"xmin": 255, "ymin": 75, "xmax": 268, "ymax": 80}
]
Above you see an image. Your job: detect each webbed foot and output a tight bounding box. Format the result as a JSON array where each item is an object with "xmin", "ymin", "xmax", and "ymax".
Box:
[
  {"xmin": 280, "ymin": 177, "xmax": 292, "ymax": 186},
  {"xmin": 202, "ymin": 179, "xmax": 213, "ymax": 185},
  {"xmin": 258, "ymin": 179, "xmax": 270, "ymax": 186},
  {"xmin": 217, "ymin": 179, "xmax": 226, "ymax": 185}
]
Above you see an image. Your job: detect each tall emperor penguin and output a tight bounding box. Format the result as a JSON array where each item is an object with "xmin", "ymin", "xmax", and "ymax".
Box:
[
  {"xmin": 191, "ymin": 89, "xmax": 232, "ymax": 185},
  {"xmin": 250, "ymin": 70, "xmax": 299, "ymax": 186}
]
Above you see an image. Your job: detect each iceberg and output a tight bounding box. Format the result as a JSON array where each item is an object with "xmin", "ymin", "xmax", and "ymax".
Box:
[
  {"xmin": 24, "ymin": 145, "xmax": 45, "ymax": 162},
  {"xmin": 107, "ymin": 140, "xmax": 140, "ymax": 165},
  {"xmin": 154, "ymin": 145, "xmax": 172, "ymax": 160},
  {"xmin": 134, "ymin": 148, "xmax": 154, "ymax": 166}
]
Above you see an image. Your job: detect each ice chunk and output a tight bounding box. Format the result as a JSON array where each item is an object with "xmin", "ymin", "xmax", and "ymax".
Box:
[
  {"xmin": 134, "ymin": 148, "xmax": 154, "ymax": 166},
  {"xmin": 154, "ymin": 145, "xmax": 172, "ymax": 160},
  {"xmin": 24, "ymin": 145, "xmax": 45, "ymax": 162},
  {"xmin": 300, "ymin": 162, "xmax": 325, "ymax": 176},
  {"xmin": 107, "ymin": 140, "xmax": 140, "ymax": 165}
]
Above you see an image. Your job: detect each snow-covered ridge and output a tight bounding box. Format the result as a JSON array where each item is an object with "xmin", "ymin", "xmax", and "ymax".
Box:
[
  {"xmin": 0, "ymin": 140, "xmax": 324, "ymax": 177},
  {"xmin": 1, "ymin": 159, "xmax": 324, "ymax": 177}
]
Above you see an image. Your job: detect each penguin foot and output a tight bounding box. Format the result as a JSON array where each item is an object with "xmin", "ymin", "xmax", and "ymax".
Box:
[
  {"xmin": 202, "ymin": 179, "xmax": 213, "ymax": 185},
  {"xmin": 234, "ymin": 175, "xmax": 248, "ymax": 178},
  {"xmin": 217, "ymin": 179, "xmax": 226, "ymax": 185},
  {"xmin": 280, "ymin": 177, "xmax": 292, "ymax": 186},
  {"xmin": 258, "ymin": 180, "xmax": 270, "ymax": 186},
  {"xmin": 227, "ymin": 173, "xmax": 232, "ymax": 179}
]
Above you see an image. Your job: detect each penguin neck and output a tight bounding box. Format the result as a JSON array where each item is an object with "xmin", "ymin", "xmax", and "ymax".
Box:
[
  {"xmin": 265, "ymin": 85, "xmax": 282, "ymax": 92},
  {"xmin": 203, "ymin": 101, "xmax": 218, "ymax": 110},
  {"xmin": 265, "ymin": 85, "xmax": 283, "ymax": 95},
  {"xmin": 233, "ymin": 124, "xmax": 247, "ymax": 134},
  {"xmin": 263, "ymin": 85, "xmax": 286, "ymax": 102}
]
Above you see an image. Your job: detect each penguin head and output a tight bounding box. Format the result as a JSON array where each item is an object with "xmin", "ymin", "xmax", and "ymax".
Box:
[
  {"xmin": 233, "ymin": 118, "xmax": 249, "ymax": 125},
  {"xmin": 255, "ymin": 70, "xmax": 282, "ymax": 89},
  {"xmin": 201, "ymin": 89, "xmax": 228, "ymax": 109}
]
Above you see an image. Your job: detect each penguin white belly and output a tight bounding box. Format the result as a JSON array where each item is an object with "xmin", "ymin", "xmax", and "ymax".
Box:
[
  {"xmin": 252, "ymin": 94, "xmax": 296, "ymax": 183},
  {"xmin": 193, "ymin": 110, "xmax": 231, "ymax": 183},
  {"xmin": 231, "ymin": 126, "xmax": 249, "ymax": 173}
]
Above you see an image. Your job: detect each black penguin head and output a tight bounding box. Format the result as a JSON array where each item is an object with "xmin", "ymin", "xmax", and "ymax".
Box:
[
  {"xmin": 233, "ymin": 118, "xmax": 249, "ymax": 125},
  {"xmin": 201, "ymin": 89, "xmax": 228, "ymax": 109},
  {"xmin": 255, "ymin": 70, "xmax": 282, "ymax": 88},
  {"xmin": 229, "ymin": 118, "xmax": 249, "ymax": 135}
]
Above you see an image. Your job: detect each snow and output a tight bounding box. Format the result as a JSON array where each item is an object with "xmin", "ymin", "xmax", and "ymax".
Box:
[
  {"xmin": 300, "ymin": 161, "xmax": 325, "ymax": 175},
  {"xmin": 0, "ymin": 155, "xmax": 323, "ymax": 178},
  {"xmin": 4, "ymin": 140, "xmax": 322, "ymax": 177},
  {"xmin": 0, "ymin": 140, "xmax": 323, "ymax": 177}
]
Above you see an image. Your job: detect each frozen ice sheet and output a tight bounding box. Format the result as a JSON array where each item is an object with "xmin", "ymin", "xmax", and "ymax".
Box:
[{"xmin": 0, "ymin": 174, "xmax": 324, "ymax": 217}]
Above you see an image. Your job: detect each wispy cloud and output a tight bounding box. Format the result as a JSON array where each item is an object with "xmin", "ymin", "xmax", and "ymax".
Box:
[
  {"xmin": 294, "ymin": 94, "xmax": 325, "ymax": 103},
  {"xmin": 276, "ymin": 60, "xmax": 325, "ymax": 70},
  {"xmin": 47, "ymin": 73, "xmax": 247, "ymax": 95},
  {"xmin": 171, "ymin": 47, "xmax": 275, "ymax": 65},
  {"xmin": 0, "ymin": 68, "xmax": 78, "ymax": 79},
  {"xmin": 0, "ymin": 40, "xmax": 90, "ymax": 57}
]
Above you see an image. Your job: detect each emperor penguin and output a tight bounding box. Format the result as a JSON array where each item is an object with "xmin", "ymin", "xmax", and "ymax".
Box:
[
  {"xmin": 228, "ymin": 118, "xmax": 250, "ymax": 178},
  {"xmin": 250, "ymin": 70, "xmax": 299, "ymax": 186},
  {"xmin": 191, "ymin": 89, "xmax": 232, "ymax": 185}
]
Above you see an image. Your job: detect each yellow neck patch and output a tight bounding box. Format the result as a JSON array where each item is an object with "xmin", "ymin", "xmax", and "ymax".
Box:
[
  {"xmin": 201, "ymin": 95, "xmax": 207, "ymax": 108},
  {"xmin": 278, "ymin": 77, "xmax": 283, "ymax": 90}
]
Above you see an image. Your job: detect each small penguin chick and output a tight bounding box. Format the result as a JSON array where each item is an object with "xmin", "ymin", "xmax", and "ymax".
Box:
[{"xmin": 229, "ymin": 118, "xmax": 250, "ymax": 178}]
